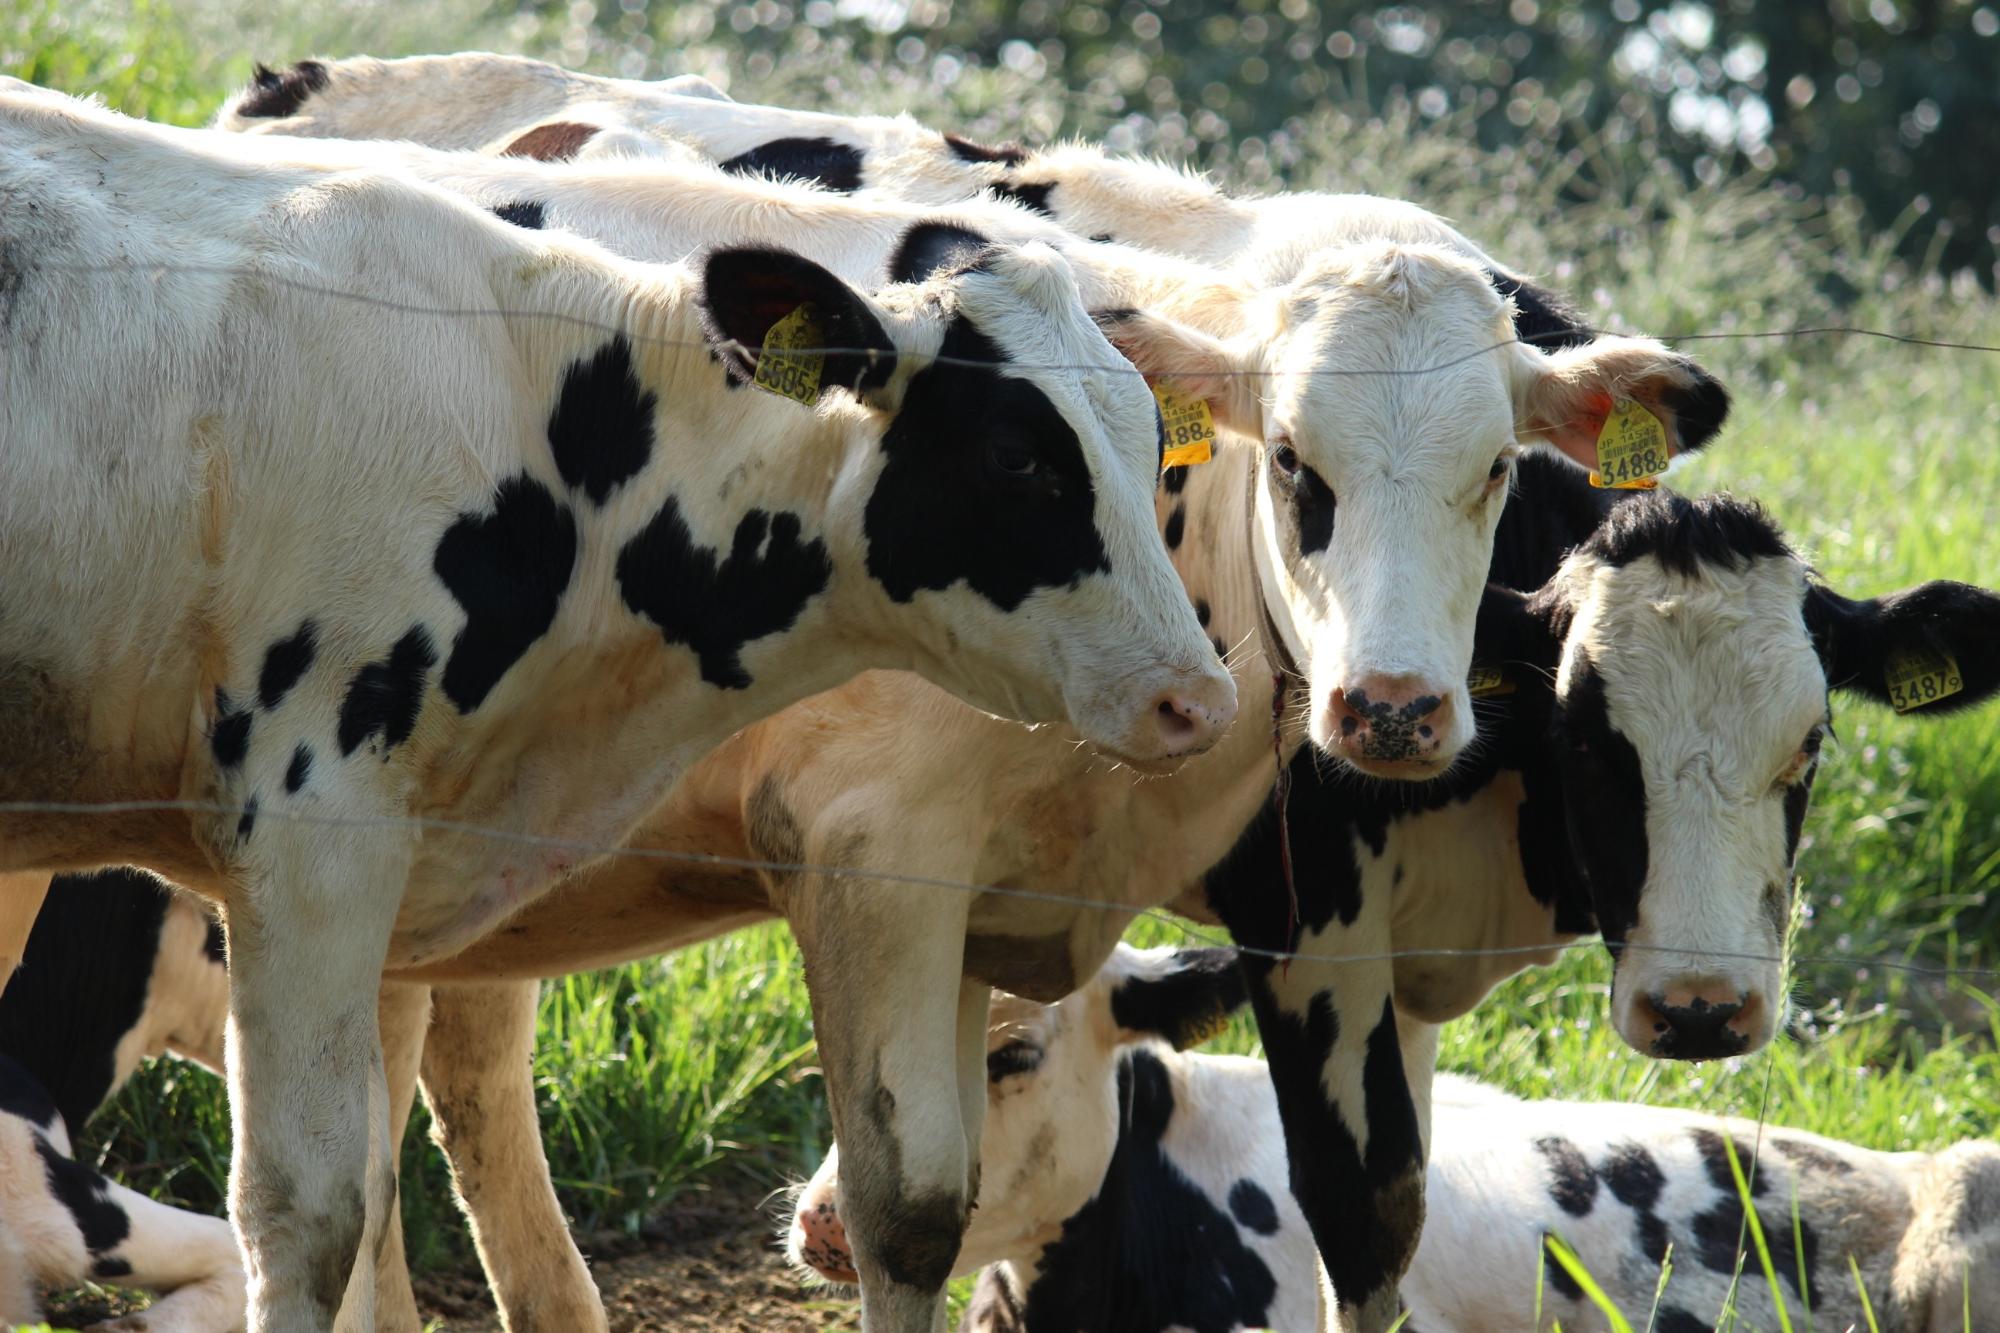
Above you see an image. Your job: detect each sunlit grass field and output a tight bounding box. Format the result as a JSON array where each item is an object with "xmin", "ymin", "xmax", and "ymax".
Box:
[{"xmin": 11, "ymin": 1, "xmax": 2000, "ymax": 1327}]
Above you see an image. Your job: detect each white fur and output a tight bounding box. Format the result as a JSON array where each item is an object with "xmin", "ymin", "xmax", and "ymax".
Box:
[{"xmin": 0, "ymin": 84, "xmax": 1223, "ymax": 1330}]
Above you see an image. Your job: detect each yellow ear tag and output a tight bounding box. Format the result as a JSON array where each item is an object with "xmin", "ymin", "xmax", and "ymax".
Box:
[
  {"xmin": 1177, "ymin": 1007, "xmax": 1232, "ymax": 1050},
  {"xmin": 753, "ymin": 304, "xmax": 824, "ymax": 405},
  {"xmin": 1588, "ymin": 399, "xmax": 1672, "ymax": 490},
  {"xmin": 1153, "ymin": 381, "xmax": 1216, "ymax": 468},
  {"xmin": 1884, "ymin": 646, "xmax": 1963, "ymax": 713},
  {"xmin": 1467, "ymin": 664, "xmax": 1515, "ymax": 698}
]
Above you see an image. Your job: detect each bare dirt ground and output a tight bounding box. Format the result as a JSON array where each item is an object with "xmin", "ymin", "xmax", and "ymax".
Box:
[{"xmin": 43, "ymin": 1187, "xmax": 864, "ymax": 1333}]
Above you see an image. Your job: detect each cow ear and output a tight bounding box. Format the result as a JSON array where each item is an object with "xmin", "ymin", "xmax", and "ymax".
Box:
[
  {"xmin": 698, "ymin": 246, "xmax": 901, "ymax": 407},
  {"xmin": 1106, "ymin": 946, "xmax": 1246, "ymax": 1051},
  {"xmin": 1091, "ymin": 308, "xmax": 1263, "ymax": 436},
  {"xmin": 1804, "ymin": 579, "xmax": 2000, "ymax": 714},
  {"xmin": 1475, "ymin": 582, "xmax": 1565, "ymax": 690},
  {"xmin": 1511, "ymin": 336, "xmax": 1730, "ymax": 471}
]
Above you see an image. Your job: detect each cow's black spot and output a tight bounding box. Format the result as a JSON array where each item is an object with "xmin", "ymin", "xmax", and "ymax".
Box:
[
  {"xmin": 617, "ymin": 500, "xmax": 832, "ymax": 689},
  {"xmin": 1783, "ymin": 766, "xmax": 1814, "ymax": 863},
  {"xmin": 863, "ymin": 317, "xmax": 1108, "ymax": 610},
  {"xmin": 1486, "ymin": 269, "xmax": 1597, "ymax": 350},
  {"xmin": 1542, "ymin": 1232, "xmax": 1585, "ymax": 1300},
  {"xmin": 547, "ymin": 335, "xmax": 656, "ymax": 506},
  {"xmin": 1583, "ymin": 489, "xmax": 1790, "ymax": 581},
  {"xmin": 888, "ymin": 221, "xmax": 992, "ymax": 284},
  {"xmin": 1162, "ymin": 463, "xmax": 1190, "ymax": 495},
  {"xmin": 1017, "ymin": 1048, "xmax": 1278, "ymax": 1332},
  {"xmin": 1692, "ymin": 1128, "xmax": 1767, "ymax": 1197},
  {"xmin": 719, "ymin": 137, "xmax": 864, "ymax": 192},
  {"xmin": 1212, "ymin": 635, "xmax": 1229, "ymax": 660},
  {"xmin": 258, "ymin": 620, "xmax": 318, "ymax": 710},
  {"xmin": 1289, "ymin": 463, "xmax": 1337, "ymax": 556},
  {"xmin": 987, "ymin": 181, "xmax": 1056, "ymax": 216},
  {"xmin": 873, "ymin": 1187, "xmax": 968, "ymax": 1290},
  {"xmin": 211, "ymin": 690, "xmax": 252, "ymax": 770},
  {"xmin": 236, "ymin": 797, "xmax": 258, "ymax": 842},
  {"xmin": 33, "ymin": 1133, "xmax": 131, "ymax": 1258},
  {"xmin": 93, "ymin": 1255, "xmax": 134, "ymax": 1279},
  {"xmin": 237, "ymin": 61, "xmax": 328, "ymax": 119},
  {"xmin": 1164, "ymin": 504, "xmax": 1186, "ymax": 551},
  {"xmin": 1534, "ymin": 1137, "xmax": 1600, "ymax": 1217},
  {"xmin": 943, "ymin": 133, "xmax": 1027, "ymax": 166},
  {"xmin": 1108, "ymin": 948, "xmax": 1245, "ymax": 1051},
  {"xmin": 490, "ymin": 200, "xmax": 546, "ymax": 230},
  {"xmin": 1773, "ymin": 1137, "xmax": 1854, "ymax": 1176},
  {"xmin": 1228, "ymin": 1179, "xmax": 1280, "ymax": 1236},
  {"xmin": 336, "ymin": 627, "xmax": 435, "ymax": 757},
  {"xmin": 434, "ymin": 474, "xmax": 579, "ymax": 712},
  {"xmin": 0, "ymin": 1053, "xmax": 59, "ymax": 1130},
  {"xmin": 284, "ymin": 744, "xmax": 312, "ymax": 795},
  {"xmin": 1194, "ymin": 599, "xmax": 1211, "ymax": 627},
  {"xmin": 1691, "ymin": 1189, "xmax": 1818, "ymax": 1307},
  {"xmin": 1555, "ymin": 655, "xmax": 1648, "ymax": 950},
  {"xmin": 1600, "ymin": 1142, "xmax": 1665, "ymax": 1211}
]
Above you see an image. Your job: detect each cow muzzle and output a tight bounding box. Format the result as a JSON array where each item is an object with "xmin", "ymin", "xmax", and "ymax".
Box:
[
  {"xmin": 790, "ymin": 1189, "xmax": 859, "ymax": 1285},
  {"xmin": 1320, "ymin": 673, "xmax": 1456, "ymax": 777},
  {"xmin": 1620, "ymin": 974, "xmax": 1771, "ymax": 1061}
]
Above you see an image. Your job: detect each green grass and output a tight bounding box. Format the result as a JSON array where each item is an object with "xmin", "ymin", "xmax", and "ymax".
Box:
[{"xmin": 15, "ymin": 2, "xmax": 2000, "ymax": 1329}]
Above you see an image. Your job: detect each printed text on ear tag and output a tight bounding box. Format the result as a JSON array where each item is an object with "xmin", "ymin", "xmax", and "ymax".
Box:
[
  {"xmin": 1588, "ymin": 399, "xmax": 1672, "ymax": 490},
  {"xmin": 1154, "ymin": 381, "xmax": 1216, "ymax": 467},
  {"xmin": 1884, "ymin": 647, "xmax": 1963, "ymax": 713},
  {"xmin": 754, "ymin": 304, "xmax": 825, "ymax": 405},
  {"xmin": 1467, "ymin": 664, "xmax": 1515, "ymax": 698}
]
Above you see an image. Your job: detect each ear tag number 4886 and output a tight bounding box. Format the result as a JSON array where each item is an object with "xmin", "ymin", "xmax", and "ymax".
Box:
[
  {"xmin": 754, "ymin": 304, "xmax": 825, "ymax": 406},
  {"xmin": 1589, "ymin": 399, "xmax": 1672, "ymax": 490},
  {"xmin": 1885, "ymin": 647, "xmax": 1963, "ymax": 714}
]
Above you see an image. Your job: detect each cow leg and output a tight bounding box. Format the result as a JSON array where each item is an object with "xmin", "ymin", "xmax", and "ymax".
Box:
[
  {"xmin": 1397, "ymin": 1017, "xmax": 1441, "ymax": 1160},
  {"xmin": 373, "ymin": 980, "xmax": 432, "ymax": 1333},
  {"xmin": 792, "ymin": 885, "xmax": 974, "ymax": 1333},
  {"xmin": 422, "ymin": 979, "xmax": 605, "ymax": 1333},
  {"xmin": 223, "ymin": 837, "xmax": 407, "ymax": 1333},
  {"xmin": 73, "ymin": 1181, "xmax": 249, "ymax": 1332}
]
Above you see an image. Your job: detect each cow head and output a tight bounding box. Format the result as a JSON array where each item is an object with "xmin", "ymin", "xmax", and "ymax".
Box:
[
  {"xmin": 787, "ymin": 945, "xmax": 1246, "ymax": 1284},
  {"xmin": 1105, "ymin": 242, "xmax": 1726, "ymax": 779},
  {"xmin": 699, "ymin": 243, "xmax": 1235, "ymax": 766},
  {"xmin": 1481, "ymin": 493, "xmax": 2000, "ymax": 1059}
]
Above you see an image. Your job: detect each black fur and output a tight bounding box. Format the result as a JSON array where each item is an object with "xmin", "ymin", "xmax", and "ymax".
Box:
[
  {"xmin": 1228, "ymin": 1179, "xmax": 1281, "ymax": 1236},
  {"xmin": 210, "ymin": 693, "xmax": 252, "ymax": 770},
  {"xmin": 887, "ymin": 222, "xmax": 992, "ymax": 284},
  {"xmin": 1285, "ymin": 462, "xmax": 1336, "ymax": 556},
  {"xmin": 547, "ymin": 335, "xmax": 656, "ymax": 506},
  {"xmin": 237, "ymin": 61, "xmax": 328, "ymax": 119},
  {"xmin": 863, "ymin": 317, "xmax": 1109, "ymax": 610},
  {"xmin": 1553, "ymin": 655, "xmax": 1650, "ymax": 952},
  {"xmin": 1487, "ymin": 269, "xmax": 1597, "ymax": 350},
  {"xmin": 336, "ymin": 626, "xmax": 435, "ymax": 757},
  {"xmin": 943, "ymin": 134, "xmax": 1027, "ymax": 166},
  {"xmin": 0, "ymin": 1054, "xmax": 59, "ymax": 1130},
  {"xmin": 986, "ymin": 181, "xmax": 1056, "ymax": 216},
  {"xmin": 1015, "ymin": 1048, "xmax": 1279, "ymax": 1332},
  {"xmin": 1107, "ymin": 948, "xmax": 1245, "ymax": 1051},
  {"xmin": 616, "ymin": 500, "xmax": 832, "ymax": 689},
  {"xmin": 433, "ymin": 476, "xmax": 578, "ymax": 713},
  {"xmin": 718, "ymin": 137, "xmax": 864, "ymax": 192},
  {"xmin": 490, "ymin": 200, "xmax": 547, "ymax": 230},
  {"xmin": 33, "ymin": 1134, "xmax": 132, "ymax": 1266},
  {"xmin": 1581, "ymin": 489, "xmax": 1792, "ymax": 579},
  {"xmin": 699, "ymin": 247, "xmax": 897, "ymax": 398},
  {"xmin": 1805, "ymin": 578, "xmax": 2000, "ymax": 713},
  {"xmin": 284, "ymin": 743, "xmax": 312, "ymax": 794},
  {"xmin": 1655, "ymin": 365, "xmax": 1733, "ymax": 453},
  {"xmin": 258, "ymin": 620, "xmax": 318, "ymax": 710},
  {"xmin": 1534, "ymin": 1137, "xmax": 1600, "ymax": 1217},
  {"xmin": 1163, "ymin": 504, "xmax": 1186, "ymax": 551}
]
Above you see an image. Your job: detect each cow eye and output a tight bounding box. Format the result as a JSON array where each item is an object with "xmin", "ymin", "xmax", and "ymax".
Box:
[
  {"xmin": 989, "ymin": 438, "xmax": 1039, "ymax": 478},
  {"xmin": 987, "ymin": 1039, "xmax": 1043, "ymax": 1081},
  {"xmin": 1270, "ymin": 443, "xmax": 1301, "ymax": 479},
  {"xmin": 1488, "ymin": 454, "xmax": 1511, "ymax": 482},
  {"xmin": 1775, "ymin": 727, "xmax": 1825, "ymax": 788}
]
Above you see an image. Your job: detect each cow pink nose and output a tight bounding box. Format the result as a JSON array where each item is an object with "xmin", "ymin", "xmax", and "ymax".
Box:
[
  {"xmin": 1634, "ymin": 977, "xmax": 1762, "ymax": 1061},
  {"xmin": 1149, "ymin": 688, "xmax": 1234, "ymax": 758},
  {"xmin": 794, "ymin": 1195, "xmax": 859, "ymax": 1284},
  {"xmin": 1326, "ymin": 674, "xmax": 1451, "ymax": 765}
]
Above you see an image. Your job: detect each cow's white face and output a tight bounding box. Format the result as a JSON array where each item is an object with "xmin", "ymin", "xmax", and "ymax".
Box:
[
  {"xmin": 1106, "ymin": 242, "xmax": 1728, "ymax": 780},
  {"xmin": 705, "ymin": 242, "xmax": 1235, "ymax": 767}
]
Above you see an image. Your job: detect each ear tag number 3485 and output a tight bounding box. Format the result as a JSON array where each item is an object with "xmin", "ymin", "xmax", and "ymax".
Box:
[
  {"xmin": 1589, "ymin": 399, "xmax": 1672, "ymax": 490},
  {"xmin": 1885, "ymin": 647, "xmax": 1963, "ymax": 714},
  {"xmin": 754, "ymin": 304, "xmax": 825, "ymax": 406}
]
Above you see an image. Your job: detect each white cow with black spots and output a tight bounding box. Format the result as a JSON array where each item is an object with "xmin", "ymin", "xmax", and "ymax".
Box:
[
  {"xmin": 209, "ymin": 62, "xmax": 1735, "ymax": 1332},
  {"xmin": 0, "ymin": 869, "xmax": 240, "ymax": 1332},
  {"xmin": 0, "ymin": 81, "xmax": 1230, "ymax": 1331},
  {"xmin": 788, "ymin": 944, "xmax": 2000, "ymax": 1333}
]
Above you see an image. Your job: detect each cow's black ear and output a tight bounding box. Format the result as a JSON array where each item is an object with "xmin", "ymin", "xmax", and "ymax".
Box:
[
  {"xmin": 1805, "ymin": 579, "xmax": 2000, "ymax": 715},
  {"xmin": 887, "ymin": 221, "xmax": 993, "ymax": 284},
  {"xmin": 1475, "ymin": 583, "xmax": 1564, "ymax": 690},
  {"xmin": 697, "ymin": 246, "xmax": 899, "ymax": 403},
  {"xmin": 1108, "ymin": 947, "xmax": 1246, "ymax": 1051}
]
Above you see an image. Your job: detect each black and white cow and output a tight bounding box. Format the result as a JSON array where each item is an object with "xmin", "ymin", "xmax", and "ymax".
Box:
[
  {"xmin": 1191, "ymin": 453, "xmax": 2000, "ymax": 1321},
  {"xmin": 788, "ymin": 944, "xmax": 2000, "ymax": 1333},
  {"xmin": 0, "ymin": 81, "xmax": 1234, "ymax": 1330},
  {"xmin": 0, "ymin": 868, "xmax": 239, "ymax": 1332}
]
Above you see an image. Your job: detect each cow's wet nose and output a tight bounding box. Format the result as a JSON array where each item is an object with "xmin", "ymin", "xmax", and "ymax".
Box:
[
  {"xmin": 793, "ymin": 1195, "xmax": 859, "ymax": 1284},
  {"xmin": 1636, "ymin": 978, "xmax": 1761, "ymax": 1061},
  {"xmin": 1326, "ymin": 674, "xmax": 1451, "ymax": 766},
  {"xmin": 1148, "ymin": 686, "xmax": 1235, "ymax": 758}
]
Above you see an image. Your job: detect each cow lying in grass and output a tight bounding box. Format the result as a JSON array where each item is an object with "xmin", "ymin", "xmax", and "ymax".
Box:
[
  {"xmin": 383, "ymin": 456, "xmax": 2000, "ymax": 1333},
  {"xmin": 0, "ymin": 80, "xmax": 1233, "ymax": 1330},
  {"xmin": 0, "ymin": 869, "xmax": 237, "ymax": 1332},
  {"xmin": 788, "ymin": 943, "xmax": 2000, "ymax": 1333}
]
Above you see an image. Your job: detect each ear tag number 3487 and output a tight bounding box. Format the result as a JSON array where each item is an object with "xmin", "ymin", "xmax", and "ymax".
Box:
[
  {"xmin": 1885, "ymin": 647, "xmax": 1963, "ymax": 714},
  {"xmin": 754, "ymin": 304, "xmax": 825, "ymax": 406},
  {"xmin": 1589, "ymin": 399, "xmax": 1672, "ymax": 490}
]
